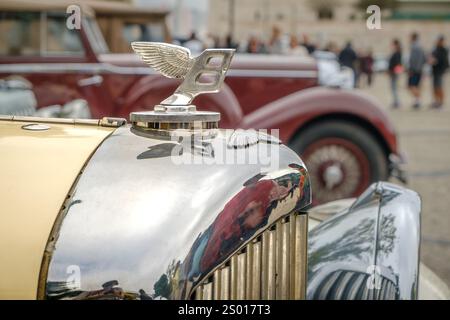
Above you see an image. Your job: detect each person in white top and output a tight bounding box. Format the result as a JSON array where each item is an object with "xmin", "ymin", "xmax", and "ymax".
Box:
[
  {"xmin": 184, "ymin": 32, "xmax": 204, "ymax": 54},
  {"xmin": 288, "ymin": 35, "xmax": 309, "ymax": 56}
]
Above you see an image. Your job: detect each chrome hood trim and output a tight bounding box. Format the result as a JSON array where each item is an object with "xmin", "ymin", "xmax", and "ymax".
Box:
[
  {"xmin": 307, "ymin": 182, "xmax": 421, "ymax": 300},
  {"xmin": 42, "ymin": 126, "xmax": 310, "ymax": 299}
]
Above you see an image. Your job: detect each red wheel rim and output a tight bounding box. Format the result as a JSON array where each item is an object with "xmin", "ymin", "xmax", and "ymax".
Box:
[{"xmin": 302, "ymin": 137, "xmax": 371, "ymax": 204}]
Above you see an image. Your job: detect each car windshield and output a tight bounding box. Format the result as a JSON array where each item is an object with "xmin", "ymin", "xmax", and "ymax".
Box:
[
  {"xmin": 83, "ymin": 17, "xmax": 109, "ymax": 54},
  {"xmin": 45, "ymin": 13, "xmax": 84, "ymax": 56}
]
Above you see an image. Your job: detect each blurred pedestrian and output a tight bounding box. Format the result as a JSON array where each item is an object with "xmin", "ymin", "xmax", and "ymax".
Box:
[
  {"xmin": 288, "ymin": 35, "xmax": 308, "ymax": 56},
  {"xmin": 268, "ymin": 26, "xmax": 283, "ymax": 54},
  {"xmin": 225, "ymin": 34, "xmax": 238, "ymax": 49},
  {"xmin": 430, "ymin": 35, "xmax": 449, "ymax": 109},
  {"xmin": 324, "ymin": 41, "xmax": 339, "ymax": 55},
  {"xmin": 204, "ymin": 33, "xmax": 219, "ymax": 48},
  {"xmin": 339, "ymin": 41, "xmax": 358, "ymax": 87},
  {"xmin": 184, "ymin": 32, "xmax": 203, "ymax": 54},
  {"xmin": 301, "ymin": 34, "xmax": 316, "ymax": 54},
  {"xmin": 359, "ymin": 48, "xmax": 374, "ymax": 87},
  {"xmin": 246, "ymin": 35, "xmax": 263, "ymax": 54},
  {"xmin": 407, "ymin": 32, "xmax": 426, "ymax": 109},
  {"xmin": 388, "ymin": 39, "xmax": 403, "ymax": 108}
]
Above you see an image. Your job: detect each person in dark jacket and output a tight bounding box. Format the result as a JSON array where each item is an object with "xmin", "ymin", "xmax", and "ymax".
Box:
[
  {"xmin": 388, "ymin": 39, "xmax": 403, "ymax": 108},
  {"xmin": 408, "ymin": 32, "xmax": 426, "ymax": 109},
  {"xmin": 430, "ymin": 36, "xmax": 449, "ymax": 109},
  {"xmin": 360, "ymin": 48, "xmax": 374, "ymax": 87},
  {"xmin": 339, "ymin": 41, "xmax": 358, "ymax": 87}
]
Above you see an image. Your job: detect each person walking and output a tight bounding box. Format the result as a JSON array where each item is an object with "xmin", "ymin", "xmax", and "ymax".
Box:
[
  {"xmin": 388, "ymin": 39, "xmax": 403, "ymax": 108},
  {"xmin": 408, "ymin": 33, "xmax": 426, "ymax": 109},
  {"xmin": 360, "ymin": 48, "xmax": 374, "ymax": 87},
  {"xmin": 246, "ymin": 35, "xmax": 264, "ymax": 54},
  {"xmin": 339, "ymin": 41, "xmax": 358, "ymax": 88},
  {"xmin": 301, "ymin": 34, "xmax": 316, "ymax": 54},
  {"xmin": 430, "ymin": 35, "xmax": 449, "ymax": 109},
  {"xmin": 288, "ymin": 35, "xmax": 309, "ymax": 56},
  {"xmin": 184, "ymin": 32, "xmax": 204, "ymax": 54},
  {"xmin": 268, "ymin": 26, "xmax": 283, "ymax": 54}
]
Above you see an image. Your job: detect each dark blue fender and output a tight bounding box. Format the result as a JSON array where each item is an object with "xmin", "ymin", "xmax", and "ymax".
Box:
[{"xmin": 307, "ymin": 182, "xmax": 421, "ymax": 300}]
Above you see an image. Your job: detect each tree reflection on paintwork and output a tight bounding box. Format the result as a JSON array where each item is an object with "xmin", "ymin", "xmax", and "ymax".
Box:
[
  {"xmin": 378, "ymin": 214, "xmax": 397, "ymax": 258},
  {"xmin": 308, "ymin": 189, "xmax": 401, "ymax": 300},
  {"xmin": 153, "ymin": 274, "xmax": 171, "ymax": 299},
  {"xmin": 308, "ymin": 217, "xmax": 376, "ymax": 274}
]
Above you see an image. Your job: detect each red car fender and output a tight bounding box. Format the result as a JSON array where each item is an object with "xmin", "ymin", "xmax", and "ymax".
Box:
[
  {"xmin": 119, "ymin": 75, "xmax": 243, "ymax": 127},
  {"xmin": 120, "ymin": 75, "xmax": 176, "ymax": 111},
  {"xmin": 240, "ymin": 86, "xmax": 398, "ymax": 154}
]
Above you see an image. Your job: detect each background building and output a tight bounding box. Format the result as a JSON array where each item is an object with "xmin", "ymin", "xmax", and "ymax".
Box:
[
  {"xmin": 134, "ymin": 0, "xmax": 209, "ymax": 39},
  {"xmin": 207, "ymin": 0, "xmax": 450, "ymax": 55}
]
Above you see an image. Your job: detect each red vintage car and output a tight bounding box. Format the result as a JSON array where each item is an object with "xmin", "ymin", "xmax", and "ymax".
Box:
[{"xmin": 0, "ymin": 0, "xmax": 405, "ymax": 203}]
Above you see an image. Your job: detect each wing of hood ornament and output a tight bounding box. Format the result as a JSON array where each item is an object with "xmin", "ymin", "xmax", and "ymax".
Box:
[{"xmin": 131, "ymin": 42, "xmax": 193, "ymax": 79}]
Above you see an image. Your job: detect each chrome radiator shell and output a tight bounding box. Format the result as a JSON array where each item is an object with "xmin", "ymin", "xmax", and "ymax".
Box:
[{"xmin": 41, "ymin": 126, "xmax": 311, "ymax": 300}]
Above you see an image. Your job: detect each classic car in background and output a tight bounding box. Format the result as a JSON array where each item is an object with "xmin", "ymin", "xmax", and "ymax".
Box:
[
  {"xmin": 0, "ymin": 42, "xmax": 447, "ymax": 300},
  {"xmin": 0, "ymin": 0, "xmax": 405, "ymax": 203},
  {"xmin": 0, "ymin": 78, "xmax": 91, "ymax": 118}
]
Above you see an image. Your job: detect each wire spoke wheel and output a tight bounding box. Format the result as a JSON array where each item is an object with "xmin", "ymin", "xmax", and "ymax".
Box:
[
  {"xmin": 303, "ymin": 138, "xmax": 370, "ymax": 204},
  {"xmin": 289, "ymin": 120, "xmax": 388, "ymax": 205}
]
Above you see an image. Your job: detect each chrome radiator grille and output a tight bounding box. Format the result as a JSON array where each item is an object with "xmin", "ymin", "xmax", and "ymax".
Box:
[
  {"xmin": 312, "ymin": 270, "xmax": 398, "ymax": 300},
  {"xmin": 193, "ymin": 212, "xmax": 308, "ymax": 300}
]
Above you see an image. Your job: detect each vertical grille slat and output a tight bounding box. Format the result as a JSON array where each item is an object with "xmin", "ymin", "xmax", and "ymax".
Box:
[
  {"xmin": 261, "ymin": 230, "xmax": 269, "ymax": 299},
  {"xmin": 296, "ymin": 214, "xmax": 308, "ymax": 299},
  {"xmin": 266, "ymin": 229, "xmax": 277, "ymax": 299},
  {"xmin": 220, "ymin": 267, "xmax": 230, "ymax": 300},
  {"xmin": 245, "ymin": 242, "xmax": 253, "ymax": 299},
  {"xmin": 378, "ymin": 278, "xmax": 386, "ymax": 300},
  {"xmin": 193, "ymin": 211, "xmax": 308, "ymax": 300},
  {"xmin": 251, "ymin": 240, "xmax": 261, "ymax": 299},
  {"xmin": 317, "ymin": 270, "xmax": 342, "ymax": 300},
  {"xmin": 236, "ymin": 252, "xmax": 247, "ymax": 299},
  {"xmin": 203, "ymin": 282, "xmax": 213, "ymax": 300},
  {"xmin": 213, "ymin": 269, "xmax": 221, "ymax": 300},
  {"xmin": 280, "ymin": 219, "xmax": 290, "ymax": 299},
  {"xmin": 230, "ymin": 255, "xmax": 238, "ymax": 299},
  {"xmin": 335, "ymin": 271, "xmax": 354, "ymax": 299},
  {"xmin": 347, "ymin": 273, "xmax": 366, "ymax": 300},
  {"xmin": 387, "ymin": 282, "xmax": 397, "ymax": 300},
  {"xmin": 275, "ymin": 220, "xmax": 283, "ymax": 299},
  {"xmin": 360, "ymin": 277, "xmax": 370, "ymax": 300},
  {"xmin": 289, "ymin": 214, "xmax": 297, "ymax": 299},
  {"xmin": 195, "ymin": 285, "xmax": 203, "ymax": 300},
  {"xmin": 313, "ymin": 270, "xmax": 398, "ymax": 300}
]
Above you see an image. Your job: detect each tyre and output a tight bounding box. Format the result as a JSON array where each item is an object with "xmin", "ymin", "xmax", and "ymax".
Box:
[{"xmin": 289, "ymin": 120, "xmax": 388, "ymax": 204}]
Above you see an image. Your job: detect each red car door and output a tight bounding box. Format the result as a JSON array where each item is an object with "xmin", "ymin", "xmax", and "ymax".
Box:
[{"xmin": 0, "ymin": 11, "xmax": 114, "ymax": 118}]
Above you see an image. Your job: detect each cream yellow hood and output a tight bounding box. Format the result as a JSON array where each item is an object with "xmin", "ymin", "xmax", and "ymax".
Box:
[{"xmin": 0, "ymin": 118, "xmax": 114, "ymax": 299}]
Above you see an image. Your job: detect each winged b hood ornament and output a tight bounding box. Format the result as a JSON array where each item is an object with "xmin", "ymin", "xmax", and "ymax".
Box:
[
  {"xmin": 129, "ymin": 42, "xmax": 234, "ymax": 138},
  {"xmin": 131, "ymin": 42, "xmax": 235, "ymax": 107}
]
